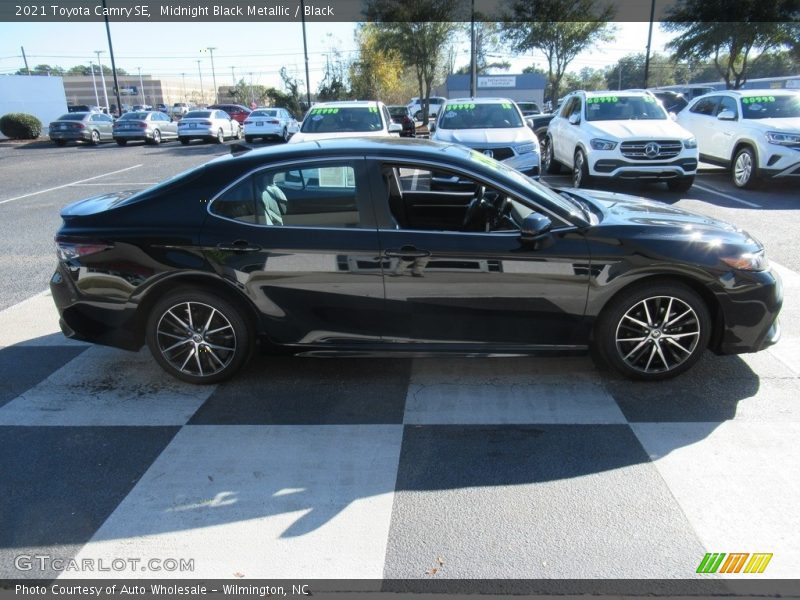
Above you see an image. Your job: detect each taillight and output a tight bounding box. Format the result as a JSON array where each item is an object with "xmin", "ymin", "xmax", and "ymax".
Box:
[
  {"xmin": 244, "ymin": 120, "xmax": 252, "ymax": 125},
  {"xmin": 200, "ymin": 120, "xmax": 212, "ymax": 126},
  {"xmin": 55, "ymin": 236, "xmax": 112, "ymax": 261},
  {"xmin": 74, "ymin": 123, "xmax": 86, "ymax": 129},
  {"xmin": 267, "ymin": 119, "xmax": 279, "ymax": 124},
  {"xmin": 138, "ymin": 122, "xmax": 147, "ymax": 128}
]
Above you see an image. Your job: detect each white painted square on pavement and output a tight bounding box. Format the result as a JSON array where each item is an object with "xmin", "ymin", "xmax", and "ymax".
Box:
[
  {"xmin": 404, "ymin": 357, "xmax": 626, "ymax": 424},
  {"xmin": 59, "ymin": 425, "xmax": 404, "ymax": 579},
  {"xmin": 0, "ymin": 346, "xmax": 211, "ymax": 426},
  {"xmin": 0, "ymin": 291, "xmax": 88, "ymax": 349}
]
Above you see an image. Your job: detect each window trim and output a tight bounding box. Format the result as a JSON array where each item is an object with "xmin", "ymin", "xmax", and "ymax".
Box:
[{"xmin": 207, "ymin": 155, "xmax": 370, "ymax": 230}]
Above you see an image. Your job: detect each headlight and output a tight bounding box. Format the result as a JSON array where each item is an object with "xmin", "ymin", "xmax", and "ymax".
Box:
[
  {"xmin": 684, "ymin": 137, "xmax": 698, "ymax": 149},
  {"xmin": 514, "ymin": 142, "xmax": 536, "ymax": 154},
  {"xmin": 721, "ymin": 249, "xmax": 769, "ymax": 271},
  {"xmin": 766, "ymin": 131, "xmax": 800, "ymax": 146},
  {"xmin": 590, "ymin": 138, "xmax": 617, "ymax": 151}
]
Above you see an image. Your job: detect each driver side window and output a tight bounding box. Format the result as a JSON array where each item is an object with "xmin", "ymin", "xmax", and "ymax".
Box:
[{"xmin": 380, "ymin": 164, "xmax": 519, "ymax": 233}]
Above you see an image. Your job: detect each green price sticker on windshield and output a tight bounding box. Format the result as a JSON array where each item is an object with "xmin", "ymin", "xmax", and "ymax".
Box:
[
  {"xmin": 743, "ymin": 96, "xmax": 775, "ymax": 104},
  {"xmin": 448, "ymin": 103, "xmax": 476, "ymax": 110},
  {"xmin": 587, "ymin": 96, "xmax": 618, "ymax": 104}
]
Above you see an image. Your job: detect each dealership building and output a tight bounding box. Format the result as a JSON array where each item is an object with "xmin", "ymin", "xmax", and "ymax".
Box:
[
  {"xmin": 62, "ymin": 74, "xmax": 209, "ymax": 110},
  {"xmin": 444, "ymin": 73, "xmax": 547, "ymax": 104}
]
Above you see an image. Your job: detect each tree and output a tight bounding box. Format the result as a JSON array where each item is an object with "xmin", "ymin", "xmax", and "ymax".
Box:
[
  {"xmin": 605, "ymin": 53, "xmax": 683, "ymax": 89},
  {"xmin": 455, "ymin": 22, "xmax": 512, "ymax": 74},
  {"xmin": 317, "ymin": 50, "xmax": 351, "ymax": 101},
  {"xmin": 16, "ymin": 64, "xmax": 65, "ymax": 76},
  {"xmin": 663, "ymin": 0, "xmax": 799, "ymax": 89},
  {"xmin": 349, "ymin": 23, "xmax": 412, "ymax": 104},
  {"xmin": 365, "ymin": 0, "xmax": 461, "ymax": 120},
  {"xmin": 502, "ymin": 1, "xmax": 615, "ymax": 104}
]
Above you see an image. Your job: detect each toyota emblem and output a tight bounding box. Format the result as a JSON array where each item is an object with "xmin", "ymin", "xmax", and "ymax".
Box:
[
  {"xmin": 644, "ymin": 142, "xmax": 660, "ymax": 158},
  {"xmin": 483, "ymin": 149, "xmax": 494, "ymax": 158}
]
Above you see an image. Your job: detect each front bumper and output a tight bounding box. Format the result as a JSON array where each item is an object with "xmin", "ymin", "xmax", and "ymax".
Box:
[
  {"xmin": 590, "ymin": 155, "xmax": 698, "ymax": 180},
  {"xmin": 759, "ymin": 147, "xmax": 800, "ymax": 179},
  {"xmin": 502, "ymin": 152, "xmax": 541, "ymax": 178},
  {"xmin": 714, "ymin": 267, "xmax": 783, "ymax": 355}
]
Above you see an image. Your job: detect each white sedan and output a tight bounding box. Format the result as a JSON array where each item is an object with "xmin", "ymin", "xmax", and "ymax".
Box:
[
  {"xmin": 289, "ymin": 101, "xmax": 402, "ymax": 143},
  {"xmin": 177, "ymin": 109, "xmax": 242, "ymax": 145},
  {"xmin": 243, "ymin": 108, "xmax": 300, "ymax": 143}
]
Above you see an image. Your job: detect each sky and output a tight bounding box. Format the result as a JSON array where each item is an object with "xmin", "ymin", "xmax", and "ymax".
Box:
[{"xmin": 0, "ymin": 21, "xmax": 676, "ymax": 92}]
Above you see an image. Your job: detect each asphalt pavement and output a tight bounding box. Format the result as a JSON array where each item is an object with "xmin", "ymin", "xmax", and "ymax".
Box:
[{"xmin": 0, "ymin": 138, "xmax": 798, "ymax": 581}]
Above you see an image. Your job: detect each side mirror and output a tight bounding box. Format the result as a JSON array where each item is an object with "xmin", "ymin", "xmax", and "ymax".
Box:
[
  {"xmin": 568, "ymin": 113, "xmax": 580, "ymax": 125},
  {"xmin": 520, "ymin": 212, "xmax": 553, "ymax": 245},
  {"xmin": 717, "ymin": 110, "xmax": 736, "ymax": 121},
  {"xmin": 429, "ymin": 122, "xmax": 436, "ymax": 132},
  {"xmin": 388, "ymin": 122, "xmax": 402, "ymax": 134},
  {"xmin": 525, "ymin": 117, "xmax": 535, "ymax": 129},
  {"xmin": 668, "ymin": 111, "xmax": 677, "ymax": 121}
]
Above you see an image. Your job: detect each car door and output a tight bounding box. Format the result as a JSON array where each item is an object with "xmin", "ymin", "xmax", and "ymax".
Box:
[
  {"xmin": 550, "ymin": 96, "xmax": 574, "ymax": 164},
  {"xmin": 160, "ymin": 112, "xmax": 178, "ymax": 137},
  {"xmin": 92, "ymin": 113, "xmax": 113, "ymax": 139},
  {"xmin": 371, "ymin": 160, "xmax": 591, "ymax": 347},
  {"xmin": 200, "ymin": 157, "xmax": 386, "ymax": 346},
  {"xmin": 680, "ymin": 96, "xmax": 721, "ymax": 160}
]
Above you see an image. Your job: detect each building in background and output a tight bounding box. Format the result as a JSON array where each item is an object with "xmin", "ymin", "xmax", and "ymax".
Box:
[
  {"xmin": 444, "ymin": 73, "xmax": 547, "ymax": 105},
  {"xmin": 0, "ymin": 75, "xmax": 67, "ymax": 138},
  {"xmin": 62, "ymin": 75, "xmax": 210, "ymax": 111}
]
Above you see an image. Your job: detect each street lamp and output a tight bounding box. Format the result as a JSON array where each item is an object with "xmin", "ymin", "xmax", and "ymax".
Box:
[
  {"xmin": 181, "ymin": 72, "xmax": 187, "ymax": 102},
  {"xmin": 205, "ymin": 47, "xmax": 218, "ymax": 104},
  {"xmin": 137, "ymin": 66, "xmax": 145, "ymax": 105},
  {"xmin": 94, "ymin": 50, "xmax": 110, "ymax": 110},
  {"xmin": 89, "ymin": 61, "xmax": 100, "ymax": 106}
]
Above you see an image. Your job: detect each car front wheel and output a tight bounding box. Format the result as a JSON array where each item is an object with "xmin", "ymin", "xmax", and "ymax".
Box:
[
  {"xmin": 594, "ymin": 281, "xmax": 711, "ymax": 381},
  {"xmin": 215, "ymin": 128, "xmax": 225, "ymax": 144},
  {"xmin": 543, "ymin": 137, "xmax": 561, "ymax": 174},
  {"xmin": 146, "ymin": 290, "xmax": 253, "ymax": 384},
  {"xmin": 150, "ymin": 129, "xmax": 161, "ymax": 145},
  {"xmin": 732, "ymin": 146, "xmax": 758, "ymax": 189},
  {"xmin": 89, "ymin": 129, "xmax": 100, "ymax": 146},
  {"xmin": 573, "ymin": 149, "xmax": 592, "ymax": 188}
]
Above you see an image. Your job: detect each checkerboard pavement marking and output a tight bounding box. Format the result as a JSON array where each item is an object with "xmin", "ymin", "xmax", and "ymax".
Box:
[{"xmin": 1, "ymin": 265, "xmax": 799, "ymax": 579}]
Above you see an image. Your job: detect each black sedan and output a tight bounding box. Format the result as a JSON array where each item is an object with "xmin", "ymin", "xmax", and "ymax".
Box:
[
  {"xmin": 50, "ymin": 138, "xmax": 781, "ymax": 384},
  {"xmin": 388, "ymin": 105, "xmax": 416, "ymax": 137}
]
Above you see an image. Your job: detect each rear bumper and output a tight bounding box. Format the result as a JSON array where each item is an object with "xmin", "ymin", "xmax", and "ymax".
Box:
[
  {"xmin": 178, "ymin": 126, "xmax": 217, "ymax": 138},
  {"xmin": 49, "ymin": 131, "xmax": 91, "ymax": 142},
  {"xmin": 50, "ymin": 263, "xmax": 142, "ymax": 351}
]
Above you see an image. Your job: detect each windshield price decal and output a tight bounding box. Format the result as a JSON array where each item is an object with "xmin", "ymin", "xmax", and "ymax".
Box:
[
  {"xmin": 587, "ymin": 96, "xmax": 619, "ymax": 104},
  {"xmin": 309, "ymin": 108, "xmax": 339, "ymax": 115},
  {"xmin": 446, "ymin": 103, "xmax": 477, "ymax": 110},
  {"xmin": 742, "ymin": 96, "xmax": 776, "ymax": 104}
]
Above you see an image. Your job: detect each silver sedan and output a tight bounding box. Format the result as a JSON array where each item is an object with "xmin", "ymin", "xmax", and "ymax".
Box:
[
  {"xmin": 112, "ymin": 111, "xmax": 178, "ymax": 146},
  {"xmin": 177, "ymin": 110, "xmax": 243, "ymax": 145}
]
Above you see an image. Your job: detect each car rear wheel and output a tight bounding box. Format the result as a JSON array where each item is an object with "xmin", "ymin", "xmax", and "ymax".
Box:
[
  {"xmin": 215, "ymin": 128, "xmax": 225, "ymax": 144},
  {"xmin": 115, "ymin": 139, "xmax": 127, "ymax": 146},
  {"xmin": 146, "ymin": 290, "xmax": 253, "ymax": 384},
  {"xmin": 667, "ymin": 176, "xmax": 694, "ymax": 192},
  {"xmin": 543, "ymin": 137, "xmax": 561, "ymax": 174},
  {"xmin": 54, "ymin": 140, "xmax": 67, "ymax": 147},
  {"xmin": 179, "ymin": 137, "xmax": 189, "ymax": 145},
  {"xmin": 573, "ymin": 149, "xmax": 592, "ymax": 188},
  {"xmin": 245, "ymin": 135, "xmax": 254, "ymax": 143},
  {"xmin": 89, "ymin": 129, "xmax": 100, "ymax": 146},
  {"xmin": 594, "ymin": 281, "xmax": 711, "ymax": 381},
  {"xmin": 732, "ymin": 147, "xmax": 759, "ymax": 189}
]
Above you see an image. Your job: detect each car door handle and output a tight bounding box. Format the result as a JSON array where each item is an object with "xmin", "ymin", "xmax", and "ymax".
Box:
[
  {"xmin": 217, "ymin": 240, "xmax": 261, "ymax": 252},
  {"xmin": 384, "ymin": 247, "xmax": 431, "ymax": 259}
]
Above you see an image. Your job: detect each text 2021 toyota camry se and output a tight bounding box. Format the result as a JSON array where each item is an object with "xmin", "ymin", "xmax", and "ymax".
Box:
[{"xmin": 50, "ymin": 138, "xmax": 781, "ymax": 384}]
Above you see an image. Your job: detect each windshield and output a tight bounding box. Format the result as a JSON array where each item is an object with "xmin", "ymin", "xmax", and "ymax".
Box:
[
  {"xmin": 740, "ymin": 94, "xmax": 800, "ymax": 119},
  {"xmin": 300, "ymin": 107, "xmax": 383, "ymax": 133},
  {"xmin": 388, "ymin": 107, "xmax": 408, "ymax": 117},
  {"xmin": 586, "ymin": 95, "xmax": 668, "ymax": 121},
  {"xmin": 438, "ymin": 102, "xmax": 524, "ymax": 129},
  {"xmin": 517, "ymin": 102, "xmax": 539, "ymax": 112},
  {"xmin": 184, "ymin": 111, "xmax": 212, "ymax": 119},
  {"xmin": 119, "ymin": 112, "xmax": 149, "ymax": 120},
  {"xmin": 459, "ymin": 148, "xmax": 586, "ymax": 222},
  {"xmin": 250, "ymin": 110, "xmax": 278, "ymax": 117}
]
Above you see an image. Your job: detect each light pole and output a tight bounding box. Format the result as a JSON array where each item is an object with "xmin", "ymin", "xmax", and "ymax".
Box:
[
  {"xmin": 231, "ymin": 66, "xmax": 236, "ymax": 85},
  {"xmin": 181, "ymin": 72, "xmax": 187, "ymax": 102},
  {"xmin": 89, "ymin": 61, "xmax": 100, "ymax": 106},
  {"xmin": 300, "ymin": 0, "xmax": 311, "ymax": 109},
  {"xmin": 205, "ymin": 47, "xmax": 218, "ymax": 103},
  {"xmin": 197, "ymin": 60, "xmax": 204, "ymax": 105},
  {"xmin": 137, "ymin": 66, "xmax": 145, "ymax": 105},
  {"xmin": 95, "ymin": 50, "xmax": 110, "ymax": 110},
  {"xmin": 643, "ymin": 0, "xmax": 656, "ymax": 89}
]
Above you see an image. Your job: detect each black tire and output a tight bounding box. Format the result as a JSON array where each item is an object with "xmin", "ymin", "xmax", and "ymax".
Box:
[
  {"xmin": 150, "ymin": 129, "xmax": 161, "ymax": 145},
  {"xmin": 593, "ymin": 281, "xmax": 711, "ymax": 381},
  {"xmin": 89, "ymin": 129, "xmax": 100, "ymax": 146},
  {"xmin": 732, "ymin": 146, "xmax": 759, "ymax": 189},
  {"xmin": 282, "ymin": 127, "xmax": 290, "ymax": 143},
  {"xmin": 145, "ymin": 289, "xmax": 253, "ymax": 384},
  {"xmin": 667, "ymin": 176, "xmax": 694, "ymax": 192},
  {"xmin": 115, "ymin": 139, "xmax": 127, "ymax": 146},
  {"xmin": 236, "ymin": 126, "xmax": 244, "ymax": 140},
  {"xmin": 54, "ymin": 140, "xmax": 67, "ymax": 147},
  {"xmin": 245, "ymin": 135, "xmax": 254, "ymax": 143},
  {"xmin": 543, "ymin": 136, "xmax": 561, "ymax": 174},
  {"xmin": 573, "ymin": 148, "xmax": 592, "ymax": 188},
  {"xmin": 179, "ymin": 137, "xmax": 189, "ymax": 145},
  {"xmin": 215, "ymin": 128, "xmax": 225, "ymax": 144}
]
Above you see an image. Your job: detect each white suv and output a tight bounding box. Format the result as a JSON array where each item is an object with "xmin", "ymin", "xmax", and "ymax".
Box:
[
  {"xmin": 676, "ymin": 90, "xmax": 800, "ymax": 188},
  {"xmin": 289, "ymin": 101, "xmax": 401, "ymax": 143},
  {"xmin": 407, "ymin": 96, "xmax": 447, "ymax": 120},
  {"xmin": 544, "ymin": 90, "xmax": 699, "ymax": 191}
]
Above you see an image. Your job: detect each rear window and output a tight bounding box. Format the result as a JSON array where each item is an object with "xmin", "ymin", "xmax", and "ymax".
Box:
[
  {"xmin": 300, "ymin": 106, "xmax": 383, "ymax": 133},
  {"xmin": 250, "ymin": 110, "xmax": 278, "ymax": 117},
  {"xmin": 388, "ymin": 107, "xmax": 408, "ymax": 117},
  {"xmin": 119, "ymin": 112, "xmax": 149, "ymax": 120},
  {"xmin": 57, "ymin": 113, "xmax": 87, "ymax": 121},
  {"xmin": 184, "ymin": 111, "xmax": 212, "ymax": 119},
  {"xmin": 117, "ymin": 165, "xmax": 206, "ymax": 207}
]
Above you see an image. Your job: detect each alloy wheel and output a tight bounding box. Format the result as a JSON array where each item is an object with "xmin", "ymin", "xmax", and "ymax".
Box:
[
  {"xmin": 614, "ymin": 295, "xmax": 701, "ymax": 374},
  {"xmin": 573, "ymin": 152, "xmax": 584, "ymax": 187},
  {"xmin": 734, "ymin": 151, "xmax": 753, "ymax": 187},
  {"xmin": 155, "ymin": 301, "xmax": 237, "ymax": 378}
]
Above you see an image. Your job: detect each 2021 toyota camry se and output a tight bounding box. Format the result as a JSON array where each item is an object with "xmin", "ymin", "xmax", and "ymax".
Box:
[{"xmin": 50, "ymin": 138, "xmax": 781, "ymax": 384}]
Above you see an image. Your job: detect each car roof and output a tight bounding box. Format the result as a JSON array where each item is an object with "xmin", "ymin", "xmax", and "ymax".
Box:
[
  {"xmin": 445, "ymin": 97, "xmax": 517, "ymax": 104},
  {"xmin": 583, "ymin": 90, "xmax": 654, "ymax": 97},
  {"xmin": 311, "ymin": 100, "xmax": 382, "ymax": 108}
]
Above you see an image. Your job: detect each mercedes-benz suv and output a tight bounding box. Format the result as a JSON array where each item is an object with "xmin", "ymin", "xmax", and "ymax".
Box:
[{"xmin": 543, "ymin": 90, "xmax": 699, "ymax": 191}]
